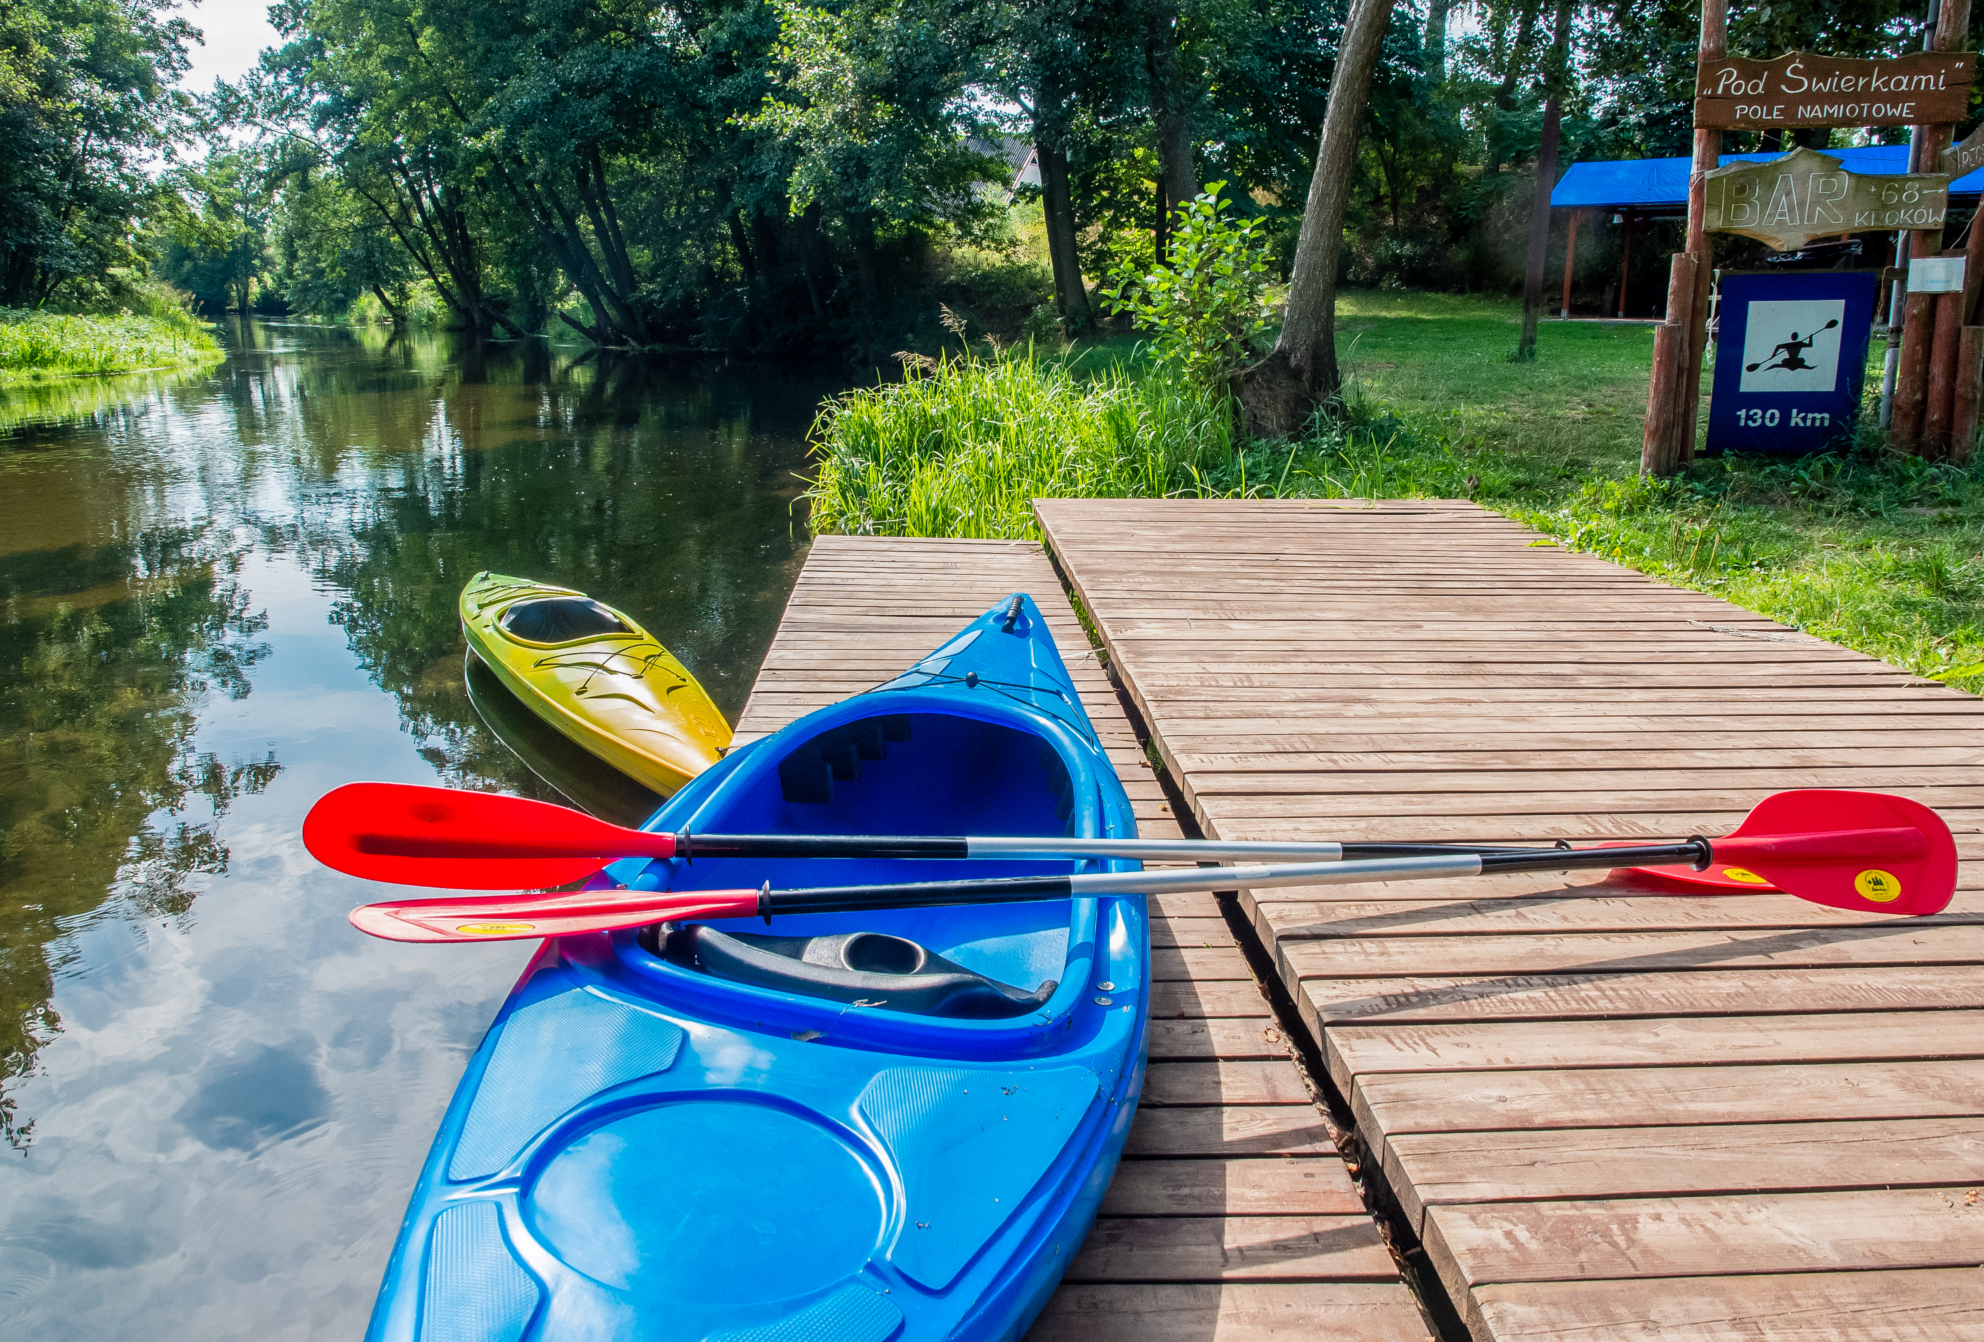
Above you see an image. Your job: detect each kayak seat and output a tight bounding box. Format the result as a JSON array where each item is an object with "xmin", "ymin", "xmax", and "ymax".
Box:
[
  {"xmin": 656, "ymin": 924, "xmax": 1058, "ymax": 1019},
  {"xmin": 778, "ymin": 715, "xmax": 912, "ymax": 803},
  {"xmin": 498, "ymin": 596, "xmax": 631, "ymax": 644}
]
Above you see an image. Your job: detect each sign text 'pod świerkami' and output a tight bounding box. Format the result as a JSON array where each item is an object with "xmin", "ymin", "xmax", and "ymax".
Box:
[{"xmin": 1696, "ymin": 50, "xmax": 1973, "ymax": 130}]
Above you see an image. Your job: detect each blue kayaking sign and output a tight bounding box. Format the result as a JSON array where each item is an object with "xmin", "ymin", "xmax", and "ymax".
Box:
[{"xmin": 1707, "ymin": 269, "xmax": 1881, "ymax": 454}]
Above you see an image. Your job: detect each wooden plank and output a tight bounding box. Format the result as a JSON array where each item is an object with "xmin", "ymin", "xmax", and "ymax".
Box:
[
  {"xmin": 1467, "ymin": 1270, "xmax": 1984, "ymax": 1342},
  {"xmin": 1148, "ymin": 1017, "xmax": 1296, "ymax": 1061},
  {"xmin": 1150, "ymin": 980, "xmax": 1275, "ymax": 1019},
  {"xmin": 1142, "ymin": 1060, "xmax": 1316, "ymax": 1106},
  {"xmin": 1101, "ymin": 1157, "xmax": 1365, "ymax": 1216},
  {"xmin": 1126, "ymin": 1106, "xmax": 1340, "ymax": 1157},
  {"xmin": 1292, "ymin": 967, "xmax": 1984, "ymax": 1024},
  {"xmin": 1383, "ymin": 1118, "xmax": 1984, "ymax": 1231},
  {"xmin": 1065, "ymin": 1215, "xmax": 1398, "ymax": 1282},
  {"xmin": 1422, "ymin": 1187, "xmax": 1984, "ymax": 1287},
  {"xmin": 1327, "ymin": 1010, "xmax": 1984, "ymax": 1079},
  {"xmin": 1352, "ymin": 1060, "xmax": 1984, "ymax": 1137},
  {"xmin": 1274, "ymin": 927, "xmax": 1984, "ymax": 982},
  {"xmin": 1029, "ymin": 1282, "xmax": 1430, "ymax": 1342}
]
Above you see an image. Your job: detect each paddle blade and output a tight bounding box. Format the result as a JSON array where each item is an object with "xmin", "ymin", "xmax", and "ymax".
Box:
[
  {"xmin": 350, "ymin": 887, "xmax": 761, "ymax": 942},
  {"xmin": 1598, "ymin": 837, "xmax": 1785, "ymax": 894},
  {"xmin": 304, "ymin": 782, "xmax": 675, "ymax": 889},
  {"xmin": 1712, "ymin": 790, "xmax": 1957, "ymax": 916}
]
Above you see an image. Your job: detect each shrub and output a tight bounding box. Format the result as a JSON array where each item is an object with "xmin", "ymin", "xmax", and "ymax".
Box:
[{"xmin": 1101, "ymin": 185, "xmax": 1275, "ymax": 397}]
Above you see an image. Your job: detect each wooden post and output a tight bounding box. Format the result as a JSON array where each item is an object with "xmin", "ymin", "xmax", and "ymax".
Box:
[
  {"xmin": 1955, "ymin": 325, "xmax": 1984, "ymax": 460},
  {"xmin": 1618, "ymin": 213, "xmax": 1632, "ymax": 317},
  {"xmin": 1561, "ymin": 209, "xmax": 1581, "ymax": 318},
  {"xmin": 1893, "ymin": 0, "xmax": 1973, "ymax": 453},
  {"xmin": 1641, "ymin": 252, "xmax": 1698, "ymax": 476},
  {"xmin": 1673, "ymin": 0, "xmax": 1728, "ymax": 471},
  {"xmin": 1895, "ymin": 291, "xmax": 1938, "ymax": 445},
  {"xmin": 1640, "ymin": 0, "xmax": 1723, "ymax": 475},
  {"xmin": 1927, "ymin": 286, "xmax": 1963, "ymax": 453}
]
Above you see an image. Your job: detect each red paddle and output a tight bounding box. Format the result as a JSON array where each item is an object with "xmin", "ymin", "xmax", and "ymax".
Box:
[
  {"xmin": 306, "ymin": 781, "xmax": 1792, "ymax": 894},
  {"xmin": 344, "ymin": 788, "xmax": 1958, "ymax": 943}
]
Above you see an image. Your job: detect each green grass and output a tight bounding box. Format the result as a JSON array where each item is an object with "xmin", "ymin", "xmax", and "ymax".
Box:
[
  {"xmin": 0, "ymin": 308, "xmax": 224, "ymax": 382},
  {"xmin": 807, "ymin": 290, "xmax": 1984, "ymax": 695},
  {"xmin": 805, "ymin": 349, "xmax": 1241, "ymax": 539}
]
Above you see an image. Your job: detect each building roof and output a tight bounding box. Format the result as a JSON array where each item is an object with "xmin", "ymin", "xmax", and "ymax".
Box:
[{"xmin": 1551, "ymin": 144, "xmax": 1984, "ymax": 209}]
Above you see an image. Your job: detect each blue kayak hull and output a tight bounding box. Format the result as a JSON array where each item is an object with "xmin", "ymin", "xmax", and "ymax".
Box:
[{"xmin": 368, "ymin": 595, "xmax": 1150, "ymax": 1342}]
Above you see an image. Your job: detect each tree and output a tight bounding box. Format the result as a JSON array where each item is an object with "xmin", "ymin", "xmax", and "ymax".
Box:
[
  {"xmin": 0, "ymin": 0, "xmax": 195, "ymax": 307},
  {"xmin": 1517, "ymin": 0, "xmax": 1574, "ymax": 359},
  {"xmin": 1238, "ymin": 0, "xmax": 1391, "ymax": 436}
]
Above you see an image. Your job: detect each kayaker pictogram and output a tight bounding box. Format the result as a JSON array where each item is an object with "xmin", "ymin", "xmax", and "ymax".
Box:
[{"xmin": 1746, "ymin": 318, "xmax": 1840, "ymax": 373}]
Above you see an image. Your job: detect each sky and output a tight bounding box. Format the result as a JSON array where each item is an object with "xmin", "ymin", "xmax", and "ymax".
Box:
[{"xmin": 175, "ymin": 0, "xmax": 283, "ymax": 92}]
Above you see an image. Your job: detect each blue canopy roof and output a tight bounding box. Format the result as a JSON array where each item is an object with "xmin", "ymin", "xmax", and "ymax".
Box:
[{"xmin": 1551, "ymin": 144, "xmax": 1984, "ymax": 209}]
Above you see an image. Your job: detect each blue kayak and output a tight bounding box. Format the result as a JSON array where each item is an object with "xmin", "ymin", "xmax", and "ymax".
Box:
[{"xmin": 367, "ymin": 593, "xmax": 1149, "ymax": 1342}]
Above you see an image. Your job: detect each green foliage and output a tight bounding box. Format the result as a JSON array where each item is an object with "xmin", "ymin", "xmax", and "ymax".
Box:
[
  {"xmin": 1102, "ymin": 185, "xmax": 1273, "ymax": 394},
  {"xmin": 0, "ymin": 305, "xmax": 221, "ymax": 380},
  {"xmin": 805, "ymin": 346, "xmax": 1237, "ymax": 539},
  {"xmin": 0, "ymin": 0, "xmax": 195, "ymax": 307}
]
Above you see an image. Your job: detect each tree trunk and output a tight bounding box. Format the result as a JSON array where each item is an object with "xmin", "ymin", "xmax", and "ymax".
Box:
[
  {"xmin": 1424, "ymin": 0, "xmax": 1453, "ymax": 82},
  {"xmin": 1037, "ymin": 141, "xmax": 1092, "ymax": 329},
  {"xmin": 371, "ymin": 284, "xmax": 408, "ymax": 327},
  {"xmin": 1518, "ymin": 0, "xmax": 1574, "ymax": 359},
  {"xmin": 1238, "ymin": 0, "xmax": 1393, "ymax": 437},
  {"xmin": 1485, "ymin": 0, "xmax": 1543, "ymax": 175},
  {"xmin": 1145, "ymin": 8, "xmax": 1198, "ymax": 254}
]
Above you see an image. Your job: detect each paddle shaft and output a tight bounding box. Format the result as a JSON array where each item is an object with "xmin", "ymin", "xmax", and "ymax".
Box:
[{"xmin": 755, "ymin": 841, "xmax": 1708, "ymax": 915}]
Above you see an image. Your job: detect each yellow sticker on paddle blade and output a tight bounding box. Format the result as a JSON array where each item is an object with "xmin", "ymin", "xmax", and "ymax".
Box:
[
  {"xmin": 1720, "ymin": 867, "xmax": 1770, "ymax": 885},
  {"xmin": 1853, "ymin": 870, "xmax": 1901, "ymax": 903},
  {"xmin": 455, "ymin": 922, "xmax": 537, "ymax": 936}
]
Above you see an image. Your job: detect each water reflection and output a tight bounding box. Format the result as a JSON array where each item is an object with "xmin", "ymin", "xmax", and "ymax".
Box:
[{"xmin": 0, "ymin": 322, "xmax": 826, "ymax": 1337}]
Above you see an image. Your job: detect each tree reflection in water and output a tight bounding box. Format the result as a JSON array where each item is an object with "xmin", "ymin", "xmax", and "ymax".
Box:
[
  {"xmin": 0, "ymin": 531, "xmax": 277, "ymax": 1147},
  {"xmin": 0, "ymin": 323, "xmax": 824, "ymax": 1173}
]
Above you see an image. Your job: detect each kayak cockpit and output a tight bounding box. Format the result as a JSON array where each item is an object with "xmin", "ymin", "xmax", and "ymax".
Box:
[
  {"xmin": 603, "ymin": 699, "xmax": 1124, "ymax": 1052},
  {"xmin": 498, "ymin": 595, "xmax": 635, "ymax": 644}
]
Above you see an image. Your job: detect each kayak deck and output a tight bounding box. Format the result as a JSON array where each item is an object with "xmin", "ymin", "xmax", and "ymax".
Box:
[{"xmin": 733, "ymin": 537, "xmax": 1425, "ymax": 1342}]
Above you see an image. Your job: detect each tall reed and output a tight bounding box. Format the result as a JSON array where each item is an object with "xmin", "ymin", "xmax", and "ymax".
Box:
[{"xmin": 805, "ymin": 348, "xmax": 1235, "ymax": 539}]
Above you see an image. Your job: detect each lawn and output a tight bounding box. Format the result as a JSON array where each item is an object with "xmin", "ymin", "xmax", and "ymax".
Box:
[
  {"xmin": 812, "ymin": 288, "xmax": 1984, "ymax": 693},
  {"xmin": 1314, "ymin": 293, "xmax": 1984, "ymax": 692}
]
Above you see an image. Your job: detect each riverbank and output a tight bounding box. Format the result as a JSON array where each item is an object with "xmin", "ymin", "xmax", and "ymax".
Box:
[
  {"xmin": 806, "ymin": 291, "xmax": 1984, "ymax": 694},
  {"xmin": 0, "ymin": 308, "xmax": 224, "ymax": 382}
]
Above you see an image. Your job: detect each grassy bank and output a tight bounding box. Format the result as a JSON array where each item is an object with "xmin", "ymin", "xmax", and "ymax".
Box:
[
  {"xmin": 807, "ymin": 291, "xmax": 1984, "ymax": 694},
  {"xmin": 0, "ymin": 308, "xmax": 223, "ymax": 382}
]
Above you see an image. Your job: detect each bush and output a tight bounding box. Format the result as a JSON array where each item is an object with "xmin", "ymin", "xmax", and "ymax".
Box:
[{"xmin": 1102, "ymin": 185, "xmax": 1274, "ymax": 397}]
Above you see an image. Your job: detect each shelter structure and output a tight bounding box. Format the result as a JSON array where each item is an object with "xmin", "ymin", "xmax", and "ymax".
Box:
[{"xmin": 1549, "ymin": 146, "xmax": 1984, "ymax": 319}]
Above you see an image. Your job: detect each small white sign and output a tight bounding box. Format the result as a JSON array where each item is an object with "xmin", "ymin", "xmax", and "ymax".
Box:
[
  {"xmin": 1909, "ymin": 256, "xmax": 1966, "ymax": 293},
  {"xmin": 1739, "ymin": 299, "xmax": 1846, "ymax": 392}
]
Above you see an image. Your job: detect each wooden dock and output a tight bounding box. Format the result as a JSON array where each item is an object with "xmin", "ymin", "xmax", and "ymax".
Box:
[
  {"xmin": 1036, "ymin": 498, "xmax": 1984, "ymax": 1341},
  {"xmin": 735, "ymin": 535, "xmax": 1430, "ymax": 1342}
]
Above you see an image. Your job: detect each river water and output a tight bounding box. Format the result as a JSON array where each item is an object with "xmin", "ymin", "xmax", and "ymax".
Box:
[{"xmin": 0, "ymin": 322, "xmax": 833, "ymax": 1338}]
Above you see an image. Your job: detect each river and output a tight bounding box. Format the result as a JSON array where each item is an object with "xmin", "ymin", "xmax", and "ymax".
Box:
[{"xmin": 0, "ymin": 321, "xmax": 835, "ymax": 1338}]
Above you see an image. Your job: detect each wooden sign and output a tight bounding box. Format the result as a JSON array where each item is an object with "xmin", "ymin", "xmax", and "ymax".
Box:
[
  {"xmin": 1703, "ymin": 148, "xmax": 1949, "ymax": 252},
  {"xmin": 1943, "ymin": 123, "xmax": 1984, "ymax": 179},
  {"xmin": 1696, "ymin": 50, "xmax": 1973, "ymax": 129}
]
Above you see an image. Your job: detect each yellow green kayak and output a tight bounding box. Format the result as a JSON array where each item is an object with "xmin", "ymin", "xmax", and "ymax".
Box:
[{"xmin": 459, "ymin": 573, "xmax": 731, "ymax": 797}]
